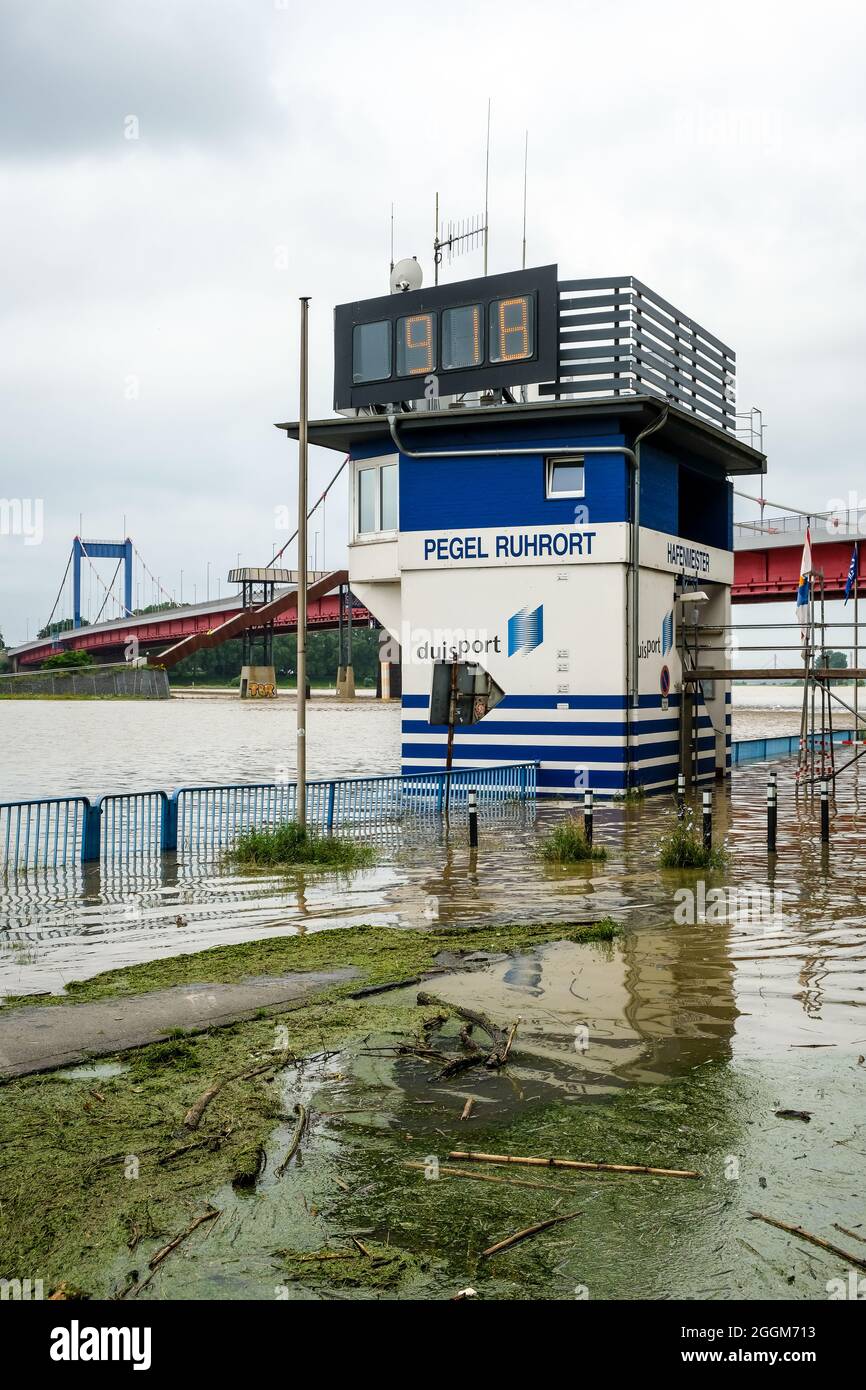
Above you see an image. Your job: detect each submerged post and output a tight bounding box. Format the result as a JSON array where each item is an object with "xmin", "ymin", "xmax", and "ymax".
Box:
[
  {"xmin": 820, "ymin": 778, "xmax": 830, "ymax": 844},
  {"xmin": 583, "ymin": 788, "xmax": 594, "ymax": 846},
  {"xmin": 702, "ymin": 789, "xmax": 712, "ymax": 850},
  {"xmin": 767, "ymin": 772, "xmax": 777, "ymax": 854},
  {"xmin": 676, "ymin": 772, "xmax": 685, "ymax": 820},
  {"xmin": 468, "ymin": 786, "xmax": 478, "ymax": 848}
]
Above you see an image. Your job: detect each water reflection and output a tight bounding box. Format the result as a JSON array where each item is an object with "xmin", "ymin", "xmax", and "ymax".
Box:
[{"xmin": 2, "ymin": 760, "xmax": 865, "ymax": 1071}]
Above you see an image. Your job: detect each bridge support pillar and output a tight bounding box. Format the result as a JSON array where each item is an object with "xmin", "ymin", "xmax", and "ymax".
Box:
[
  {"xmin": 240, "ymin": 664, "xmax": 277, "ymax": 698},
  {"xmin": 336, "ymin": 664, "xmax": 355, "ymax": 699}
]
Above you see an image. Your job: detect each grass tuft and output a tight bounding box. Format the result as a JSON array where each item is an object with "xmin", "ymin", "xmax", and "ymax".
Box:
[
  {"xmin": 658, "ymin": 820, "xmax": 727, "ymax": 869},
  {"xmin": 540, "ymin": 816, "xmax": 607, "ymax": 863},
  {"xmin": 228, "ymin": 822, "xmax": 375, "ymax": 870}
]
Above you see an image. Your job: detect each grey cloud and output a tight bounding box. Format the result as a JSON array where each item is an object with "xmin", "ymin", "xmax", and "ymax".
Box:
[{"xmin": 0, "ymin": 0, "xmax": 282, "ymax": 157}]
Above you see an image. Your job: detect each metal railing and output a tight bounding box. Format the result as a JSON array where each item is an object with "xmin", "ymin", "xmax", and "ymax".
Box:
[
  {"xmin": 0, "ymin": 763, "xmax": 537, "ymax": 868},
  {"xmin": 542, "ymin": 276, "xmax": 736, "ymax": 434},
  {"xmin": 730, "ymin": 729, "xmax": 856, "ymax": 765}
]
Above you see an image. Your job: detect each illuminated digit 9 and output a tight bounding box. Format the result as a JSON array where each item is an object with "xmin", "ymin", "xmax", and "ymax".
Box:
[
  {"xmin": 499, "ymin": 297, "xmax": 529, "ymax": 361},
  {"xmin": 405, "ymin": 314, "xmax": 433, "ymax": 374}
]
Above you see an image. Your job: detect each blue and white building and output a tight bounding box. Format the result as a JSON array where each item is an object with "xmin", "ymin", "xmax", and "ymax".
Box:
[{"xmin": 282, "ymin": 268, "xmax": 765, "ymax": 796}]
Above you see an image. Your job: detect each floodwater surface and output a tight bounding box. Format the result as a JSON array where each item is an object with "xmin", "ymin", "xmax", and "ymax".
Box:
[{"xmin": 2, "ymin": 695, "xmax": 865, "ymax": 1300}]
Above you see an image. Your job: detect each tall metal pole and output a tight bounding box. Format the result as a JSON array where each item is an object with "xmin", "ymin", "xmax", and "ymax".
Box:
[
  {"xmin": 483, "ymin": 98, "xmax": 490, "ymax": 275},
  {"xmin": 297, "ymin": 297, "xmax": 310, "ymax": 828},
  {"xmin": 855, "ymin": 564, "xmax": 860, "ymax": 738}
]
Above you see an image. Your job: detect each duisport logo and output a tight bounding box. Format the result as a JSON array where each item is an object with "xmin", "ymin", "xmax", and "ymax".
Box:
[{"xmin": 507, "ymin": 603, "xmax": 544, "ymax": 656}]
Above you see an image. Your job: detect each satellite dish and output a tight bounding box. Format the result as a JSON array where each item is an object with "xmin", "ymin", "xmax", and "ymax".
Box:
[{"xmin": 390, "ymin": 257, "xmax": 423, "ymax": 294}]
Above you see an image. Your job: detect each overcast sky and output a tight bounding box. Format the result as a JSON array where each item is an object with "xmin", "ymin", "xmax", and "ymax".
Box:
[{"xmin": 1, "ymin": 0, "xmax": 865, "ymax": 645}]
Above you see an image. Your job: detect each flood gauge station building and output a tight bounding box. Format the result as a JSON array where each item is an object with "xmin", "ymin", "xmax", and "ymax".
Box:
[{"xmin": 282, "ymin": 262, "xmax": 765, "ymax": 797}]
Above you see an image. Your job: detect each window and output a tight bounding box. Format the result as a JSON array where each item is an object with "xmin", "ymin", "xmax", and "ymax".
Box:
[
  {"xmin": 358, "ymin": 467, "xmax": 378, "ymax": 532},
  {"xmin": 353, "ymin": 321, "xmax": 391, "ymax": 383},
  {"xmin": 489, "ymin": 294, "xmax": 535, "ymax": 363},
  {"xmin": 396, "ymin": 313, "xmax": 436, "ymax": 376},
  {"xmin": 356, "ymin": 459, "xmax": 398, "ymax": 536},
  {"xmin": 441, "ymin": 304, "xmax": 483, "ymax": 369},
  {"xmin": 546, "ymin": 457, "xmax": 585, "ymax": 499},
  {"xmin": 380, "ymin": 462, "xmax": 398, "ymax": 531}
]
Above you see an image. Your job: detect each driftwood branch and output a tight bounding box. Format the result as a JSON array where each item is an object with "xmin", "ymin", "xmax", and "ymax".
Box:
[
  {"xmin": 275, "ymin": 1104, "xmax": 308, "ymax": 1177},
  {"xmin": 481, "ymin": 1210, "xmax": 583, "ymax": 1259},
  {"xmin": 448, "ymin": 1150, "xmax": 703, "ymax": 1180},
  {"xmin": 748, "ymin": 1211, "xmax": 866, "ymax": 1270},
  {"xmin": 122, "ymin": 1206, "xmax": 221, "ymax": 1298},
  {"xmin": 182, "ymin": 1058, "xmax": 287, "ymax": 1131}
]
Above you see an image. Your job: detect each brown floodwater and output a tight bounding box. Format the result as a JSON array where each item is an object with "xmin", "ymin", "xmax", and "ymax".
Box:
[{"xmin": 3, "ymin": 695, "xmax": 865, "ymax": 1300}]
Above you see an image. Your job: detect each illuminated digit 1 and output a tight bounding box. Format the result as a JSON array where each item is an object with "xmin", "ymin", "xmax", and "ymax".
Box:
[
  {"xmin": 406, "ymin": 315, "xmax": 433, "ymax": 373},
  {"xmin": 499, "ymin": 297, "xmax": 529, "ymax": 360}
]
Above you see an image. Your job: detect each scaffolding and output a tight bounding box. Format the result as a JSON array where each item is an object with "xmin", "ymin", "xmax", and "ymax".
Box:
[{"xmin": 679, "ymin": 589, "xmax": 866, "ymax": 790}]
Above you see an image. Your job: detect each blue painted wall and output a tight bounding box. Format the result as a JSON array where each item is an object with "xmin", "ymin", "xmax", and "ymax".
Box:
[{"xmin": 352, "ymin": 412, "xmax": 734, "ymax": 549}]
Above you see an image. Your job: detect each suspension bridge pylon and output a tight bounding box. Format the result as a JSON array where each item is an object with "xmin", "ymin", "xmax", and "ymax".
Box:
[{"xmin": 72, "ymin": 537, "xmax": 133, "ymax": 628}]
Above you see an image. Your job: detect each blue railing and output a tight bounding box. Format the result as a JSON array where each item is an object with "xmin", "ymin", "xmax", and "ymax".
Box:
[
  {"xmin": 730, "ymin": 728, "xmax": 857, "ymax": 765},
  {"xmin": 0, "ymin": 763, "xmax": 537, "ymax": 868}
]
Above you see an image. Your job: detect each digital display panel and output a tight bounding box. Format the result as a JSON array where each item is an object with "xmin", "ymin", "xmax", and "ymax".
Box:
[
  {"xmin": 352, "ymin": 320, "xmax": 391, "ymax": 383},
  {"xmin": 441, "ymin": 304, "xmax": 483, "ymax": 370},
  {"xmin": 396, "ymin": 313, "xmax": 436, "ymax": 376},
  {"xmin": 489, "ymin": 295, "xmax": 534, "ymax": 363},
  {"xmin": 334, "ymin": 264, "xmax": 558, "ymax": 410}
]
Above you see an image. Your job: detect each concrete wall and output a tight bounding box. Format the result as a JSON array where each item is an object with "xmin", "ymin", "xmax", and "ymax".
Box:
[{"xmin": 0, "ymin": 664, "xmax": 170, "ymax": 698}]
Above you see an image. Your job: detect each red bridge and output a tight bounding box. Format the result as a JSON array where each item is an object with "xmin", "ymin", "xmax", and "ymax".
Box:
[
  {"xmin": 10, "ymin": 570, "xmax": 373, "ymax": 669},
  {"xmin": 732, "ymin": 512, "xmax": 861, "ymax": 603}
]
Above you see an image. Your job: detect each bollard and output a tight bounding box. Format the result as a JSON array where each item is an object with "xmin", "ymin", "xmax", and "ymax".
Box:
[
  {"xmin": 820, "ymin": 779, "xmax": 830, "ymax": 844},
  {"xmin": 767, "ymin": 773, "xmax": 777, "ymax": 854},
  {"xmin": 702, "ymin": 789, "xmax": 712, "ymax": 851},
  {"xmin": 468, "ymin": 787, "xmax": 478, "ymax": 849},
  {"xmin": 676, "ymin": 772, "xmax": 686, "ymax": 820},
  {"xmin": 583, "ymin": 788, "xmax": 594, "ymax": 846}
]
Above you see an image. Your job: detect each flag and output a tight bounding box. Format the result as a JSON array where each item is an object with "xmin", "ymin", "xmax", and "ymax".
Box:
[
  {"xmin": 796, "ymin": 527, "xmax": 812, "ymax": 635},
  {"xmin": 844, "ymin": 542, "xmax": 858, "ymax": 605}
]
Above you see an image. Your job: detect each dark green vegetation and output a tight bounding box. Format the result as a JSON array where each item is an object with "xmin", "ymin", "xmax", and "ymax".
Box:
[
  {"xmin": 0, "ymin": 921, "xmax": 621, "ymax": 1296},
  {"xmin": 0, "ymin": 920, "xmax": 618, "ymax": 1011},
  {"xmin": 540, "ymin": 816, "xmax": 607, "ymax": 863},
  {"xmin": 170, "ymin": 627, "xmax": 383, "ymax": 688},
  {"xmin": 228, "ymin": 823, "xmax": 376, "ymax": 870},
  {"xmin": 658, "ymin": 820, "xmax": 728, "ymax": 869},
  {"xmin": 42, "ymin": 649, "xmax": 92, "ymax": 669}
]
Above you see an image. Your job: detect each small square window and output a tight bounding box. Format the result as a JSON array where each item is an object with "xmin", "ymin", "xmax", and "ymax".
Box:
[{"xmin": 546, "ymin": 457, "xmax": 585, "ymax": 499}]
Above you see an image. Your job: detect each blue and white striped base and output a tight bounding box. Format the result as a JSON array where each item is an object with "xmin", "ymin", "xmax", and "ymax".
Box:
[{"xmin": 401, "ymin": 692, "xmax": 718, "ymax": 797}]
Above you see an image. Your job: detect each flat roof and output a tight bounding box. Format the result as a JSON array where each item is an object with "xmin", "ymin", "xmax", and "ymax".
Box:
[{"xmin": 275, "ymin": 395, "xmax": 765, "ymax": 476}]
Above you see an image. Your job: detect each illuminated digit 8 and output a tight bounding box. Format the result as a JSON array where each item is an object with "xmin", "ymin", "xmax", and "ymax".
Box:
[
  {"xmin": 405, "ymin": 315, "xmax": 433, "ymax": 374},
  {"xmin": 498, "ymin": 297, "xmax": 529, "ymax": 360}
]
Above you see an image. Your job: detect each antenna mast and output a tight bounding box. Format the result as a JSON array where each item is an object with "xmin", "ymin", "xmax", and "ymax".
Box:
[
  {"xmin": 522, "ymin": 130, "xmax": 528, "ymax": 269},
  {"xmin": 483, "ymin": 97, "xmax": 491, "ymax": 274}
]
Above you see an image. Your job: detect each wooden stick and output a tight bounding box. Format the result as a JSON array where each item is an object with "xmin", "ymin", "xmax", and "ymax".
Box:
[
  {"xmin": 275, "ymin": 1103, "xmax": 308, "ymax": 1177},
  {"xmin": 448, "ymin": 1150, "xmax": 702, "ymax": 1180},
  {"xmin": 148, "ymin": 1207, "xmax": 220, "ymax": 1270},
  {"xmin": 404, "ymin": 1161, "xmax": 584, "ymax": 1195},
  {"xmin": 748, "ymin": 1212, "xmax": 866, "ymax": 1270},
  {"xmin": 481, "ymin": 1209, "xmax": 583, "ymax": 1258},
  {"xmin": 501, "ymin": 1018, "xmax": 521, "ymax": 1064},
  {"xmin": 123, "ymin": 1206, "xmax": 221, "ymax": 1297},
  {"xmin": 460, "ymin": 1097, "xmax": 475, "ymax": 1121},
  {"xmin": 183, "ymin": 1059, "xmax": 285, "ymax": 1131},
  {"xmin": 834, "ymin": 1222, "xmax": 866, "ymax": 1246}
]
